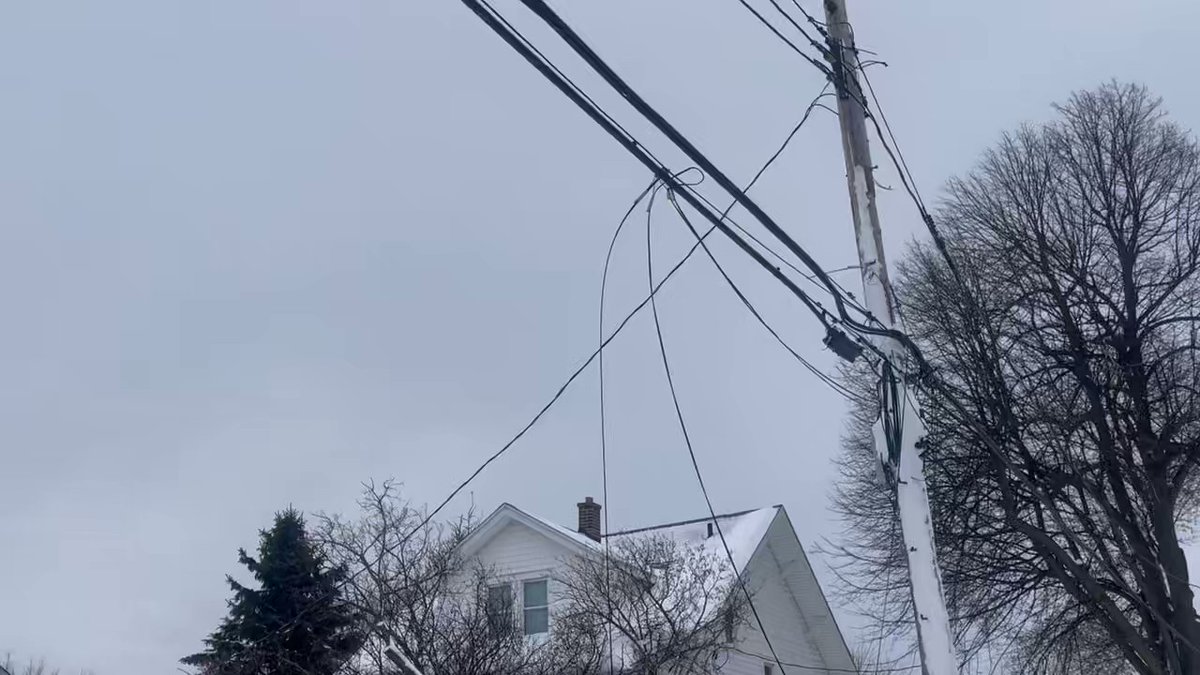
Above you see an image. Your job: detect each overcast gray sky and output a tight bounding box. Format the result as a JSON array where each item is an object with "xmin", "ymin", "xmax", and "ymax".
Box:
[{"xmin": 2, "ymin": 1, "xmax": 1198, "ymax": 673}]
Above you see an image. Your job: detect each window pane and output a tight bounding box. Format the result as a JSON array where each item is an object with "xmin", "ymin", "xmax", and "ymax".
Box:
[
  {"xmin": 486, "ymin": 584, "xmax": 513, "ymax": 632},
  {"xmin": 488, "ymin": 584, "xmax": 512, "ymax": 610},
  {"xmin": 523, "ymin": 607, "xmax": 549, "ymax": 635},
  {"xmin": 523, "ymin": 580, "xmax": 547, "ymax": 607}
]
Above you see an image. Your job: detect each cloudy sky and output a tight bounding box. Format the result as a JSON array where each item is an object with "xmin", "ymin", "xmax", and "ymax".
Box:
[{"xmin": 2, "ymin": 1, "xmax": 1199, "ymax": 673}]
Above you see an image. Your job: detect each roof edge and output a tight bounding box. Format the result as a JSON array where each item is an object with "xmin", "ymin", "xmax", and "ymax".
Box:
[
  {"xmin": 605, "ymin": 505, "xmax": 780, "ymax": 538},
  {"xmin": 454, "ymin": 503, "xmax": 599, "ymax": 560},
  {"xmin": 759, "ymin": 506, "xmax": 856, "ymax": 669}
]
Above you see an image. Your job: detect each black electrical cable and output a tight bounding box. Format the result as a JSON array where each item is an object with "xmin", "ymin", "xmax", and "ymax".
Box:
[
  {"xmin": 473, "ymin": 0, "xmax": 1059, "ymax": 569},
  {"xmin": 733, "ymin": 0, "xmax": 832, "ymax": 77},
  {"xmin": 677, "ymin": 84, "xmax": 871, "ymax": 320},
  {"xmin": 645, "ymin": 192, "xmax": 791, "ymax": 675},
  {"xmin": 744, "ymin": 0, "xmax": 960, "ymax": 288},
  {"xmin": 665, "ymin": 190, "xmax": 865, "ymax": 405},
  {"xmin": 597, "ymin": 176, "xmax": 661, "ymax": 674},
  {"xmin": 596, "ymin": 80, "xmax": 842, "ymax": 659},
  {"xmin": 482, "ymin": 0, "xmax": 676, "ymax": 173},
  {"xmin": 762, "ymin": 0, "xmax": 830, "ymax": 55},
  {"xmin": 856, "ymin": 61, "xmax": 964, "ymax": 286},
  {"xmin": 497, "ymin": 0, "xmax": 921, "ymax": 354},
  {"xmin": 701, "ymin": 82, "xmax": 870, "ymax": 318},
  {"xmin": 210, "ymin": 192, "xmax": 740, "ymax": 668},
  {"xmin": 469, "ymin": 0, "xmax": 888, "ymax": 347},
  {"xmin": 463, "ymin": 5, "xmax": 1200, "ymax": 672},
  {"xmin": 595, "ymin": 98, "xmax": 843, "ymax": 660},
  {"xmin": 788, "ymin": 0, "xmax": 831, "ymax": 37}
]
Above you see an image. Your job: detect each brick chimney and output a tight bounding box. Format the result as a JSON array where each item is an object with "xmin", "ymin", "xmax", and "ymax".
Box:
[{"xmin": 577, "ymin": 497, "xmax": 602, "ymax": 542}]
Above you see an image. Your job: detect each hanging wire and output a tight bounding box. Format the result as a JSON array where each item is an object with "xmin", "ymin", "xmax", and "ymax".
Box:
[{"xmin": 645, "ymin": 191, "xmax": 791, "ymax": 675}]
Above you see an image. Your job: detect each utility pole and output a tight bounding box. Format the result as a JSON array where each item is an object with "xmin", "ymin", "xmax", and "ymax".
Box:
[{"xmin": 822, "ymin": 1, "xmax": 957, "ymax": 673}]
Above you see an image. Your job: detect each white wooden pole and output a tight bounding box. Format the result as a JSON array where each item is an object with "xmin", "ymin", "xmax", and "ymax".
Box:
[{"xmin": 822, "ymin": 1, "xmax": 957, "ymax": 672}]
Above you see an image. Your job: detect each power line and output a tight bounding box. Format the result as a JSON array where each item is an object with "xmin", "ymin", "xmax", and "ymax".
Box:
[
  {"xmin": 461, "ymin": 5, "xmax": 1084, "ymax": 666},
  {"xmin": 471, "ymin": 0, "xmax": 890, "ymax": 345},
  {"xmin": 465, "ymin": 0, "xmax": 936, "ymax": 389},
  {"xmin": 694, "ymin": 80, "xmax": 872, "ymax": 319},
  {"xmin": 526, "ymin": 0, "xmax": 918, "ymax": 347},
  {"xmin": 467, "ymin": 4, "xmax": 1200, "ymax": 672},
  {"xmin": 854, "ymin": 60, "xmax": 964, "ymax": 285},
  {"xmin": 733, "ymin": 0, "xmax": 832, "ymax": 77},
  {"xmin": 787, "ymin": 0, "xmax": 831, "ymax": 37},
  {"xmin": 595, "ymin": 81, "xmax": 843, "ymax": 665},
  {"xmin": 725, "ymin": 216, "xmax": 873, "ymax": 319},
  {"xmin": 481, "ymin": 0, "xmax": 675, "ymax": 173},
  {"xmin": 204, "ymin": 12, "xmax": 856, "ymax": 659},
  {"xmin": 597, "ymin": 177, "xmax": 660, "ymax": 675},
  {"xmin": 734, "ymin": 0, "xmax": 927, "ymax": 223},
  {"xmin": 366, "ymin": 206, "xmax": 750, "ymax": 604},
  {"xmin": 644, "ymin": 192, "xmax": 790, "ymax": 675},
  {"xmin": 762, "ymin": 0, "xmax": 830, "ymax": 55},
  {"xmin": 472, "ymin": 0, "xmax": 941, "ymax": 417},
  {"xmin": 674, "ymin": 83, "xmax": 877, "ymax": 323},
  {"xmin": 210, "ymin": 192, "xmax": 739, "ymax": 669},
  {"xmin": 731, "ymin": 83, "xmax": 835, "ymax": 213},
  {"xmin": 744, "ymin": 4, "xmax": 961, "ymax": 287},
  {"xmin": 665, "ymin": 190, "xmax": 864, "ymax": 404}
]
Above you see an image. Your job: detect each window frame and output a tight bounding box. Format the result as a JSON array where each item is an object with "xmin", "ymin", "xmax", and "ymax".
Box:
[
  {"xmin": 521, "ymin": 578, "xmax": 550, "ymax": 636},
  {"xmin": 485, "ymin": 582, "xmax": 514, "ymax": 634}
]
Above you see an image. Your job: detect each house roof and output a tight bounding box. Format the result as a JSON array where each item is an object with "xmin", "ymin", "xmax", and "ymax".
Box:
[
  {"xmin": 454, "ymin": 502, "xmax": 602, "ymax": 560},
  {"xmin": 526, "ymin": 509, "xmax": 606, "ymax": 551},
  {"xmin": 606, "ymin": 506, "xmax": 780, "ymax": 573},
  {"xmin": 454, "ymin": 501, "xmax": 856, "ymax": 670},
  {"xmin": 455, "ymin": 501, "xmax": 781, "ymax": 575}
]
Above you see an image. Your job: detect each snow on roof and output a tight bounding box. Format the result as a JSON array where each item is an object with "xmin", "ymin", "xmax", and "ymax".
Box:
[
  {"xmin": 605, "ymin": 506, "xmax": 780, "ymax": 573},
  {"xmin": 524, "ymin": 510, "xmax": 604, "ymax": 551},
  {"xmin": 491, "ymin": 503, "xmax": 781, "ymax": 574}
]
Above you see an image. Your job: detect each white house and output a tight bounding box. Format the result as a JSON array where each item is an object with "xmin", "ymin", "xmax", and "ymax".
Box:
[{"xmin": 453, "ymin": 497, "xmax": 857, "ymax": 674}]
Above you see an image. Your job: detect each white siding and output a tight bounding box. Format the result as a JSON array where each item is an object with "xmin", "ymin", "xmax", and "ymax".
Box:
[
  {"xmin": 470, "ymin": 520, "xmax": 576, "ymax": 577},
  {"xmin": 459, "ymin": 521, "xmax": 579, "ymax": 636},
  {"xmin": 457, "ymin": 506, "xmax": 854, "ymax": 674},
  {"xmin": 720, "ymin": 513, "xmax": 856, "ymax": 674}
]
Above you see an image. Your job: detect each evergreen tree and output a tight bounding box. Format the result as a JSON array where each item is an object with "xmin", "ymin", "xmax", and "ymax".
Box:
[{"xmin": 183, "ymin": 508, "xmax": 365, "ymax": 675}]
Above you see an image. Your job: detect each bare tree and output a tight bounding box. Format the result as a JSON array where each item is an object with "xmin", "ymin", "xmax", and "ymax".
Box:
[
  {"xmin": 317, "ymin": 482, "xmax": 748, "ymax": 675},
  {"xmin": 0, "ymin": 653, "xmax": 93, "ymax": 675},
  {"xmin": 314, "ymin": 481, "xmax": 602, "ymax": 675},
  {"xmin": 556, "ymin": 534, "xmax": 749, "ymax": 675},
  {"xmin": 831, "ymin": 82, "xmax": 1200, "ymax": 674}
]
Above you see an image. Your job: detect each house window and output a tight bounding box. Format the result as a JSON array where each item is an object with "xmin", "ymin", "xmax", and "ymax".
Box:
[
  {"xmin": 486, "ymin": 583, "xmax": 513, "ymax": 633},
  {"xmin": 522, "ymin": 579, "xmax": 549, "ymax": 635},
  {"xmin": 763, "ymin": 665, "xmax": 775, "ymax": 675}
]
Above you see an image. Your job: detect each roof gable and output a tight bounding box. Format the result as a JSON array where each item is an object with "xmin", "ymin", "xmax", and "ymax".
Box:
[
  {"xmin": 742, "ymin": 507, "xmax": 856, "ymax": 670},
  {"xmin": 455, "ymin": 503, "xmax": 600, "ymax": 561}
]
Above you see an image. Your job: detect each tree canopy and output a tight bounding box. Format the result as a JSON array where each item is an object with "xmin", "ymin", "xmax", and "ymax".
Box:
[
  {"xmin": 183, "ymin": 508, "xmax": 364, "ymax": 675},
  {"xmin": 833, "ymin": 82, "xmax": 1200, "ymax": 674}
]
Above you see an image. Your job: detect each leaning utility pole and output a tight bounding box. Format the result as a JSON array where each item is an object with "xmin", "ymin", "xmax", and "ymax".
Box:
[{"xmin": 822, "ymin": 1, "xmax": 957, "ymax": 673}]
